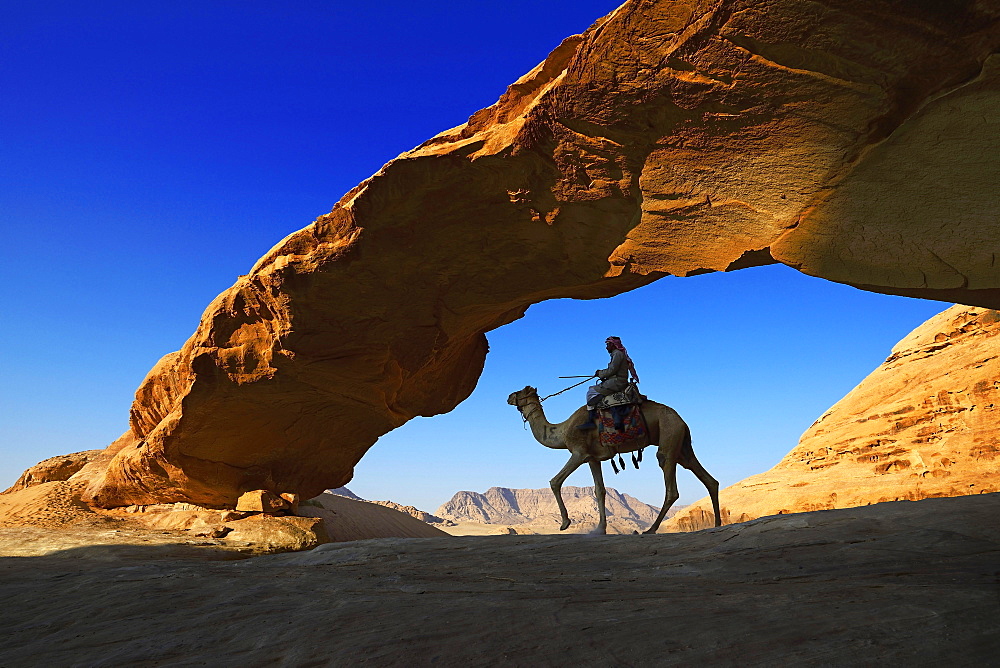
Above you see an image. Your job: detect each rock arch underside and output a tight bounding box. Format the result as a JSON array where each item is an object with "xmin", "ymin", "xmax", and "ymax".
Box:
[{"xmin": 85, "ymin": 0, "xmax": 1000, "ymax": 509}]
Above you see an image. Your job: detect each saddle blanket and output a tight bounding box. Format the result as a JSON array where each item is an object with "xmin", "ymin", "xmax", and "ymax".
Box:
[
  {"xmin": 595, "ymin": 383, "xmax": 643, "ymax": 409},
  {"xmin": 598, "ymin": 404, "xmax": 648, "ymax": 447}
]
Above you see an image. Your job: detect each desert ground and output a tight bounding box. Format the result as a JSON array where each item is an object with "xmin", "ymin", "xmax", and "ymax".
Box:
[
  {"xmin": 4, "ymin": 3, "xmax": 1000, "ymax": 664},
  {"xmin": 2, "ymin": 492, "xmax": 997, "ymax": 666}
]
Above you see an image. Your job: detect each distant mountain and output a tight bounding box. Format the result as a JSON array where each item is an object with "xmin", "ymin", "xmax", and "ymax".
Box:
[
  {"xmin": 327, "ymin": 487, "xmax": 453, "ymax": 525},
  {"xmin": 436, "ymin": 486, "xmax": 670, "ymax": 533},
  {"xmin": 366, "ymin": 500, "xmax": 455, "ymax": 526},
  {"xmin": 327, "ymin": 487, "xmax": 363, "ymax": 501}
]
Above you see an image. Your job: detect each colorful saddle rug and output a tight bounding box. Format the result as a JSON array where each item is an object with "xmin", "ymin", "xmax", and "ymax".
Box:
[{"xmin": 597, "ymin": 404, "xmax": 649, "ymax": 448}]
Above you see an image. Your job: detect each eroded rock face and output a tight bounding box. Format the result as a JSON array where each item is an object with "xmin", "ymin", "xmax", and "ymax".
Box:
[
  {"xmin": 666, "ymin": 304, "xmax": 1000, "ymax": 532},
  {"xmin": 87, "ymin": 0, "xmax": 1000, "ymax": 508}
]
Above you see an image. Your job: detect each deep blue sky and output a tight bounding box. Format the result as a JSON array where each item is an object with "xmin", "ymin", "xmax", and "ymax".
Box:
[{"xmin": 1, "ymin": 2, "xmax": 944, "ymax": 509}]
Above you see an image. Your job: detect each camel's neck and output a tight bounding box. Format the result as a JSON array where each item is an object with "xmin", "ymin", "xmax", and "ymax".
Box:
[{"xmin": 522, "ymin": 399, "xmax": 565, "ymax": 450}]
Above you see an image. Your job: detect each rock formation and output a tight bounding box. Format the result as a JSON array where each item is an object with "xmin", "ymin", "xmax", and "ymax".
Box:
[
  {"xmin": 364, "ymin": 500, "xmax": 453, "ymax": 526},
  {"xmin": 3, "ymin": 450, "xmax": 102, "ymax": 494},
  {"xmin": 436, "ymin": 486, "xmax": 665, "ymax": 533},
  {"xmin": 327, "ymin": 487, "xmax": 453, "ymax": 525},
  {"xmin": 0, "ymin": 470, "xmax": 445, "ymax": 551},
  {"xmin": 666, "ymin": 304, "xmax": 1000, "ymax": 531},
  {"xmin": 299, "ymin": 492, "xmax": 448, "ymax": 541},
  {"xmin": 80, "ymin": 0, "xmax": 1000, "ymax": 509}
]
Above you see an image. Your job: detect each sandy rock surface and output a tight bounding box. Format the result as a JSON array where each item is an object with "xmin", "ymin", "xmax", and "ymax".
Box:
[
  {"xmin": 0, "ymin": 483, "xmax": 444, "ymax": 554},
  {"xmin": 668, "ymin": 304, "xmax": 1000, "ymax": 531},
  {"xmin": 0, "ymin": 480, "xmax": 112, "ymax": 530},
  {"xmin": 78, "ymin": 0, "xmax": 1000, "ymax": 511},
  {"xmin": 0, "ymin": 481, "xmax": 247, "ymax": 558},
  {"xmin": 300, "ymin": 492, "xmax": 448, "ymax": 541},
  {"xmin": 2, "ymin": 450, "xmax": 102, "ymax": 494},
  {"xmin": 1, "ymin": 493, "xmax": 997, "ymax": 665}
]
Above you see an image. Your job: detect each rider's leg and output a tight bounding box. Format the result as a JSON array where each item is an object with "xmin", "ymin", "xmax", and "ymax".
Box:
[{"xmin": 577, "ymin": 386, "xmax": 603, "ymax": 430}]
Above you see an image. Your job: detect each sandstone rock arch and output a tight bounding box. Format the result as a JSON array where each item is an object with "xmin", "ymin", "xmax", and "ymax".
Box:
[{"xmin": 85, "ymin": 0, "xmax": 1000, "ymax": 508}]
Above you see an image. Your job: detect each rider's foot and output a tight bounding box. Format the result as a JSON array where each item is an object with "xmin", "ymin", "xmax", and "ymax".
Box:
[{"xmin": 576, "ymin": 408, "xmax": 598, "ymax": 430}]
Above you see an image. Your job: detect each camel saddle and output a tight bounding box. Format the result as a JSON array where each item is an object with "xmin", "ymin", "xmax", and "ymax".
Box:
[{"xmin": 595, "ymin": 382, "xmax": 644, "ymax": 410}]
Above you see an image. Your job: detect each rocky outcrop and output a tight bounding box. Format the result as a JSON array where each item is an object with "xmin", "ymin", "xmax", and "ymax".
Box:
[
  {"xmin": 2, "ymin": 451, "xmax": 102, "ymax": 494},
  {"xmin": 666, "ymin": 304, "xmax": 1000, "ymax": 531},
  {"xmin": 437, "ymin": 486, "xmax": 663, "ymax": 533},
  {"xmin": 83, "ymin": 1, "xmax": 1000, "ymax": 509},
  {"xmin": 365, "ymin": 500, "xmax": 454, "ymax": 526},
  {"xmin": 326, "ymin": 488, "xmax": 452, "ymax": 525},
  {"xmin": 299, "ymin": 492, "xmax": 448, "ymax": 541},
  {"xmin": 0, "ymin": 473, "xmax": 445, "ymax": 551}
]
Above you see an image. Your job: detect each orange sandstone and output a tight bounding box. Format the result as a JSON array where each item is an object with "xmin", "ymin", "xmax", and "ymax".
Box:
[
  {"xmin": 667, "ymin": 305, "xmax": 1000, "ymax": 531},
  {"xmin": 78, "ymin": 1, "xmax": 1000, "ymax": 508}
]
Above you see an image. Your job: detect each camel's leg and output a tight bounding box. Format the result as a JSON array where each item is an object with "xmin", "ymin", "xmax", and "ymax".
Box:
[
  {"xmin": 681, "ymin": 451, "xmax": 722, "ymax": 527},
  {"xmin": 588, "ymin": 459, "xmax": 607, "ymax": 535},
  {"xmin": 644, "ymin": 451, "xmax": 680, "ymax": 534},
  {"xmin": 550, "ymin": 452, "xmax": 586, "ymax": 531}
]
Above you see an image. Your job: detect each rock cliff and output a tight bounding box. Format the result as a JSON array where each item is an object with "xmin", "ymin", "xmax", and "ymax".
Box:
[
  {"xmin": 83, "ymin": 0, "xmax": 1000, "ymax": 508},
  {"xmin": 437, "ymin": 486, "xmax": 663, "ymax": 532},
  {"xmin": 666, "ymin": 304, "xmax": 1000, "ymax": 531}
]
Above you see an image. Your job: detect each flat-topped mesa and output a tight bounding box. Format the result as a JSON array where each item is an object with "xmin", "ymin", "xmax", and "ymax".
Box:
[{"xmin": 86, "ymin": 0, "xmax": 1000, "ymax": 508}]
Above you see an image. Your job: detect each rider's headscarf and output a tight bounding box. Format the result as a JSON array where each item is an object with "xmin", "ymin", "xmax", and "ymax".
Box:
[{"xmin": 605, "ymin": 336, "xmax": 639, "ymax": 383}]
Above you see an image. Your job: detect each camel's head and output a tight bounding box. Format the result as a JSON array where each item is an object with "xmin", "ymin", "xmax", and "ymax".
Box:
[{"xmin": 507, "ymin": 385, "xmax": 538, "ymax": 409}]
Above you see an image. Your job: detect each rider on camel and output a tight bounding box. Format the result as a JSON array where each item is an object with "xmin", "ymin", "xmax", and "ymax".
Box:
[{"xmin": 577, "ymin": 336, "xmax": 639, "ymax": 430}]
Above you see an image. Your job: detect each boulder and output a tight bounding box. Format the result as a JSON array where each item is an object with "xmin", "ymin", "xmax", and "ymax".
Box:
[
  {"xmin": 235, "ymin": 490, "xmax": 290, "ymax": 513},
  {"xmin": 222, "ymin": 515, "xmax": 329, "ymax": 552},
  {"xmin": 666, "ymin": 304, "xmax": 1000, "ymax": 531},
  {"xmin": 82, "ymin": 0, "xmax": 1000, "ymax": 509}
]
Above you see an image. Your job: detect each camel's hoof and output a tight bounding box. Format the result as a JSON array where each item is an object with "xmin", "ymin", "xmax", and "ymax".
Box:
[
  {"xmin": 588, "ymin": 526, "xmax": 607, "ymax": 535},
  {"xmin": 560, "ymin": 520, "xmax": 571, "ymax": 531}
]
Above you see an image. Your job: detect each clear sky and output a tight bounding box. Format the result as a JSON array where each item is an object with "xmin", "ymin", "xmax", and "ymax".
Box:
[{"xmin": 1, "ymin": 1, "xmax": 945, "ymax": 510}]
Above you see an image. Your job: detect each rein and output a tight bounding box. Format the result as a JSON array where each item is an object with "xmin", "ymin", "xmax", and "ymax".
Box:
[
  {"xmin": 514, "ymin": 376, "xmax": 594, "ymax": 428},
  {"xmin": 514, "ymin": 397, "xmax": 543, "ymax": 427},
  {"xmin": 538, "ymin": 376, "xmax": 594, "ymax": 402}
]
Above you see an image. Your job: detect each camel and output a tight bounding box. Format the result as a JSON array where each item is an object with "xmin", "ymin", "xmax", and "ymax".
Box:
[{"xmin": 506, "ymin": 386, "xmax": 722, "ymax": 535}]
